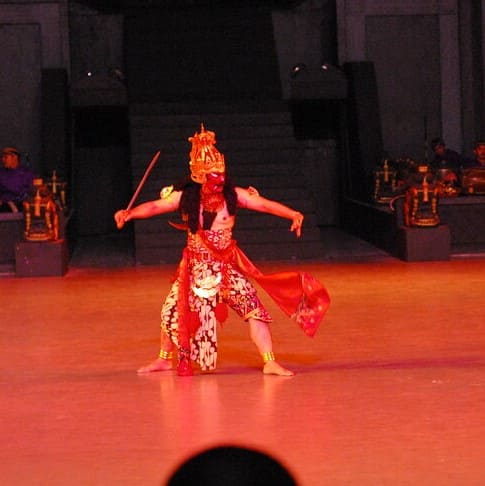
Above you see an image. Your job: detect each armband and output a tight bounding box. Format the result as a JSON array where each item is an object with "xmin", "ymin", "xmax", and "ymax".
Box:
[
  {"xmin": 160, "ymin": 185, "xmax": 174, "ymax": 199},
  {"xmin": 247, "ymin": 186, "xmax": 260, "ymax": 196}
]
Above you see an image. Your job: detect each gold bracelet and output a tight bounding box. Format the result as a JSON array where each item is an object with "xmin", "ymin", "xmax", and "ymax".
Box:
[
  {"xmin": 262, "ymin": 351, "xmax": 275, "ymax": 363},
  {"xmin": 158, "ymin": 350, "xmax": 173, "ymax": 360}
]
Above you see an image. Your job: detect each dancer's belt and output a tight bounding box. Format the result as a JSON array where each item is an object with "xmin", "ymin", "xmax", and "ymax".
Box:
[{"xmin": 190, "ymin": 248, "xmax": 213, "ymax": 263}]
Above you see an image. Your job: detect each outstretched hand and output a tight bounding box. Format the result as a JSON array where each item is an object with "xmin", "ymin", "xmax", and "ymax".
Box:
[
  {"xmin": 114, "ymin": 209, "xmax": 129, "ymax": 229},
  {"xmin": 290, "ymin": 211, "xmax": 304, "ymax": 238}
]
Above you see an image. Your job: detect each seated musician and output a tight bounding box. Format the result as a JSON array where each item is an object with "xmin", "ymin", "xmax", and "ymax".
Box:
[{"xmin": 0, "ymin": 147, "xmax": 34, "ymax": 212}]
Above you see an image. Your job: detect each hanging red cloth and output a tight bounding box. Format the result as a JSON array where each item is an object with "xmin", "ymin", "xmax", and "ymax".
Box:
[
  {"xmin": 233, "ymin": 245, "xmax": 330, "ymax": 337},
  {"xmin": 176, "ymin": 236, "xmax": 330, "ymax": 343}
]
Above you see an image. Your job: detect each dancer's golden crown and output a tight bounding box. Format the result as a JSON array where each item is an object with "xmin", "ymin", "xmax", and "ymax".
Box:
[{"xmin": 189, "ymin": 124, "xmax": 225, "ymax": 183}]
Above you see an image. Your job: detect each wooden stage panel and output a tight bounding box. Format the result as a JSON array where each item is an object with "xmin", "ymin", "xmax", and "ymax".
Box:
[
  {"xmin": 0, "ymin": 212, "xmax": 23, "ymax": 267},
  {"xmin": 439, "ymin": 196, "xmax": 485, "ymax": 244},
  {"xmin": 1, "ymin": 260, "xmax": 484, "ymax": 485},
  {"xmin": 343, "ymin": 196, "xmax": 485, "ymax": 260}
]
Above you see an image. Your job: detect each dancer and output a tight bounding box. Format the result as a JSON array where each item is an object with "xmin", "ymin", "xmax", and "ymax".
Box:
[{"xmin": 115, "ymin": 125, "xmax": 330, "ymax": 376}]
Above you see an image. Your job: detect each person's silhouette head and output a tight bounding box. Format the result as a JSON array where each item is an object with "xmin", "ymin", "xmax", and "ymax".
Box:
[{"xmin": 166, "ymin": 445, "xmax": 297, "ymax": 486}]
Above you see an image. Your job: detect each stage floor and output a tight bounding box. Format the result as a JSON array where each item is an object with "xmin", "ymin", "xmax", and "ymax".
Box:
[{"xmin": 1, "ymin": 237, "xmax": 485, "ymax": 485}]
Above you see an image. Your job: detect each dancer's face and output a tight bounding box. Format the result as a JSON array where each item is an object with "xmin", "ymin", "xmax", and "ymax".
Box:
[{"xmin": 204, "ymin": 172, "xmax": 225, "ymax": 193}]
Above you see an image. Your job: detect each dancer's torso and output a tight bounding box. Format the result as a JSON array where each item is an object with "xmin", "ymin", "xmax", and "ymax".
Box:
[{"xmin": 198, "ymin": 200, "xmax": 235, "ymax": 231}]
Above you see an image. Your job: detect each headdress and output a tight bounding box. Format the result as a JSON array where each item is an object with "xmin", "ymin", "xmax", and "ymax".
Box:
[{"xmin": 188, "ymin": 124, "xmax": 225, "ymax": 184}]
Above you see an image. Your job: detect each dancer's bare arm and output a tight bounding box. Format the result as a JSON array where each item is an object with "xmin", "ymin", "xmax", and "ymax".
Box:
[
  {"xmin": 114, "ymin": 189, "xmax": 182, "ymax": 229},
  {"xmin": 236, "ymin": 186, "xmax": 304, "ymax": 237}
]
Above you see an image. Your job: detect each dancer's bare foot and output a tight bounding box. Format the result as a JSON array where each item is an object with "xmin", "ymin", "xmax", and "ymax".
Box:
[
  {"xmin": 137, "ymin": 358, "xmax": 173, "ymax": 374},
  {"xmin": 263, "ymin": 360, "xmax": 294, "ymax": 376}
]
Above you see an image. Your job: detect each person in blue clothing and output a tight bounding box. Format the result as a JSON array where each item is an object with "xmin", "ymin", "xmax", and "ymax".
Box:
[{"xmin": 0, "ymin": 146, "xmax": 34, "ymax": 212}]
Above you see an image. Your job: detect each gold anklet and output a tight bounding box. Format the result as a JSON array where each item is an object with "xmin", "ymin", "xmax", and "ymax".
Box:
[
  {"xmin": 159, "ymin": 350, "xmax": 173, "ymax": 360},
  {"xmin": 262, "ymin": 351, "xmax": 275, "ymax": 363}
]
